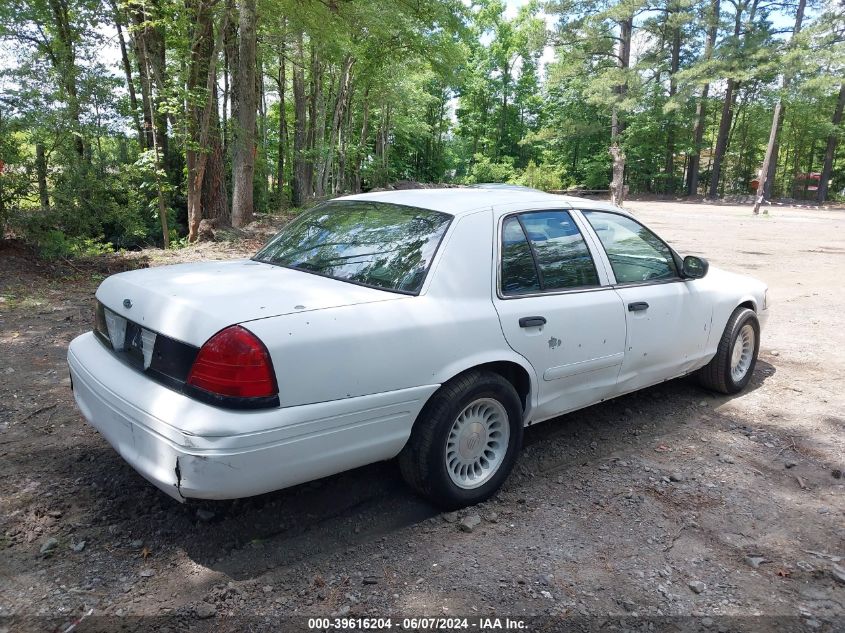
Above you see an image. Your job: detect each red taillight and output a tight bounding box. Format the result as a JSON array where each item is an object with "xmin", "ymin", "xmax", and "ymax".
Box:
[{"xmin": 187, "ymin": 326, "xmax": 277, "ymax": 399}]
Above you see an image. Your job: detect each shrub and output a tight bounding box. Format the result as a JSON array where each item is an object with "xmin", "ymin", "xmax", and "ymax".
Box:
[
  {"xmin": 513, "ymin": 161, "xmax": 564, "ymax": 191},
  {"xmin": 37, "ymin": 230, "xmax": 114, "ymax": 260},
  {"xmin": 465, "ymin": 154, "xmax": 514, "ymax": 184}
]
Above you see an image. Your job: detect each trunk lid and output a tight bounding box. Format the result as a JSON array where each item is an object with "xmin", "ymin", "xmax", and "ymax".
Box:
[{"xmin": 96, "ymin": 259, "xmax": 403, "ymax": 346}]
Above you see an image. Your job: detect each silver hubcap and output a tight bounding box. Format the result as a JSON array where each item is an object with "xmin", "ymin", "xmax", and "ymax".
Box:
[
  {"xmin": 445, "ymin": 398, "xmax": 510, "ymax": 490},
  {"xmin": 731, "ymin": 323, "xmax": 755, "ymax": 382}
]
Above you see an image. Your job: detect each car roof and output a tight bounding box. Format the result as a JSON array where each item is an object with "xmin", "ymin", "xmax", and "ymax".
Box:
[{"xmin": 336, "ymin": 187, "xmax": 623, "ymax": 217}]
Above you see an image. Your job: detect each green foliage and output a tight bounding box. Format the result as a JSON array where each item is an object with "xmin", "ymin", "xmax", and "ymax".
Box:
[
  {"xmin": 579, "ymin": 155, "xmax": 613, "ymax": 190},
  {"xmin": 1, "ymin": 0, "xmax": 844, "ymax": 262},
  {"xmin": 465, "ymin": 154, "xmax": 515, "ymax": 183},
  {"xmin": 168, "ymin": 233, "xmax": 191, "ymax": 249},
  {"xmin": 514, "ymin": 160, "xmax": 564, "ymax": 191},
  {"xmin": 0, "ymin": 130, "xmax": 33, "ymax": 227},
  {"xmin": 37, "ymin": 230, "xmax": 114, "ymax": 260}
]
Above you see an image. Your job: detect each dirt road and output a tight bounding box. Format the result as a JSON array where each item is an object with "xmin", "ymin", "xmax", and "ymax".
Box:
[{"xmin": 0, "ymin": 201, "xmax": 843, "ymax": 631}]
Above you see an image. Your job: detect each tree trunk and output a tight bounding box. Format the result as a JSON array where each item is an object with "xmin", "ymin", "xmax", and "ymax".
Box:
[
  {"xmin": 110, "ymin": 0, "xmax": 144, "ymax": 148},
  {"xmin": 222, "ymin": 57, "xmax": 229, "ymax": 156},
  {"xmin": 291, "ymin": 31, "xmax": 309, "ymax": 207},
  {"xmin": 609, "ymin": 143, "xmax": 626, "ymax": 206},
  {"xmin": 435, "ymin": 88, "xmax": 447, "ymax": 181},
  {"xmin": 753, "ymin": 0, "xmax": 806, "ymax": 213},
  {"xmin": 337, "ymin": 83, "xmax": 354, "ymax": 193},
  {"xmin": 736, "ymin": 100, "xmax": 751, "ymax": 185},
  {"xmin": 0, "ymin": 108, "xmax": 4, "ymax": 221},
  {"xmin": 609, "ymin": 16, "xmax": 632, "ymax": 207},
  {"xmin": 35, "ymin": 143, "xmax": 50, "ymax": 213},
  {"xmin": 804, "ymin": 139, "xmax": 816, "ymax": 198},
  {"xmin": 664, "ymin": 8, "xmax": 681, "ymax": 194},
  {"xmin": 499, "ymin": 61, "xmax": 510, "ymax": 159},
  {"xmin": 318, "ymin": 55, "xmax": 354, "ymax": 197},
  {"xmin": 134, "ymin": 31, "xmax": 154, "ymax": 150},
  {"xmin": 197, "ymin": 12, "xmax": 228, "ymax": 225},
  {"xmin": 46, "ymin": 0, "xmax": 84, "ymax": 159},
  {"xmin": 780, "ymin": 132, "xmax": 791, "ymax": 195},
  {"xmin": 231, "ymin": 0, "xmax": 257, "ymax": 227},
  {"xmin": 276, "ymin": 26, "xmax": 288, "ymax": 209},
  {"xmin": 383, "ymin": 103, "xmax": 391, "ymax": 172},
  {"xmin": 142, "ymin": 51, "xmax": 169, "ymax": 248},
  {"xmin": 817, "ymin": 83, "xmax": 845, "ymax": 203},
  {"xmin": 722, "ymin": 90, "xmax": 748, "ymax": 196},
  {"xmin": 257, "ymin": 46, "xmax": 268, "ymax": 206},
  {"xmin": 185, "ymin": 0, "xmax": 228, "ymax": 241},
  {"xmin": 148, "ymin": 32, "xmax": 168, "ymax": 168},
  {"xmin": 707, "ymin": 79, "xmax": 738, "ymax": 198},
  {"xmin": 353, "ymin": 85, "xmax": 370, "ymax": 192},
  {"xmin": 374, "ymin": 103, "xmax": 391, "ymax": 185},
  {"xmin": 686, "ymin": 86, "xmax": 709, "ymax": 196},
  {"xmin": 762, "ymin": 109, "xmax": 783, "ymax": 200},
  {"xmin": 686, "ymin": 0, "xmax": 719, "ymax": 196},
  {"xmin": 310, "ymin": 49, "xmax": 326, "ymax": 197},
  {"xmin": 130, "ymin": 0, "xmax": 168, "ymax": 165},
  {"xmin": 752, "ymin": 101, "xmax": 783, "ymax": 209},
  {"xmin": 790, "ymin": 133, "xmax": 803, "ymax": 197},
  {"xmin": 707, "ymin": 0, "xmax": 761, "ymax": 198},
  {"xmin": 201, "ymin": 132, "xmax": 228, "ymax": 222},
  {"xmin": 223, "ymin": 0, "xmax": 238, "ymax": 156}
]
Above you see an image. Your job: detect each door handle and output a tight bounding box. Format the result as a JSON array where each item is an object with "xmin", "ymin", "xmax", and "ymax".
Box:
[
  {"xmin": 519, "ymin": 316, "xmax": 547, "ymax": 328},
  {"xmin": 628, "ymin": 302, "xmax": 649, "ymax": 312}
]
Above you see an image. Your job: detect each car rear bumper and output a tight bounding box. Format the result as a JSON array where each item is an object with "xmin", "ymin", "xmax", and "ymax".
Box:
[{"xmin": 68, "ymin": 332, "xmax": 437, "ymax": 501}]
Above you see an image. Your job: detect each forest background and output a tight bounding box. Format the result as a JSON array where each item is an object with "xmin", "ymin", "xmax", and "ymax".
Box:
[{"xmin": 0, "ymin": 0, "xmax": 843, "ymax": 254}]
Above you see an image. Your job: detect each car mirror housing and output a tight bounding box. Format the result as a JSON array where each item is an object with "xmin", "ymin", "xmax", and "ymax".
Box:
[{"xmin": 682, "ymin": 255, "xmax": 709, "ymax": 279}]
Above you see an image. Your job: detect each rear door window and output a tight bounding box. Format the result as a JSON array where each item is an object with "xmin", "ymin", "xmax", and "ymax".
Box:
[
  {"xmin": 501, "ymin": 217, "xmax": 541, "ymax": 295},
  {"xmin": 500, "ymin": 210, "xmax": 600, "ymax": 295}
]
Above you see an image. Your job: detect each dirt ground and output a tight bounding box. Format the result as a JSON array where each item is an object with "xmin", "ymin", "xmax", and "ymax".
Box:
[{"xmin": 0, "ymin": 200, "xmax": 843, "ymax": 632}]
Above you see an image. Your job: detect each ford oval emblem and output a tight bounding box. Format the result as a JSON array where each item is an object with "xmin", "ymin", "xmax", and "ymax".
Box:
[{"xmin": 123, "ymin": 299, "xmax": 132, "ymax": 309}]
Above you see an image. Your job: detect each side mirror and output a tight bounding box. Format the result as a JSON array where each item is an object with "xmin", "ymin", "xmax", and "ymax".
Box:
[{"xmin": 682, "ymin": 255, "xmax": 709, "ymax": 279}]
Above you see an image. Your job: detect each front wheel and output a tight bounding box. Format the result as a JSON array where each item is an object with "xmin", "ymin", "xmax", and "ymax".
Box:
[
  {"xmin": 698, "ymin": 307, "xmax": 760, "ymax": 394},
  {"xmin": 398, "ymin": 370, "xmax": 523, "ymax": 510}
]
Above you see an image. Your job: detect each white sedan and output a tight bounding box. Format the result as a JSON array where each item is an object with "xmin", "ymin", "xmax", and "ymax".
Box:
[{"xmin": 68, "ymin": 188, "xmax": 768, "ymax": 509}]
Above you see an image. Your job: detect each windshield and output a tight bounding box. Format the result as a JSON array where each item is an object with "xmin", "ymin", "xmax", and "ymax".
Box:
[{"xmin": 253, "ymin": 200, "xmax": 453, "ymax": 294}]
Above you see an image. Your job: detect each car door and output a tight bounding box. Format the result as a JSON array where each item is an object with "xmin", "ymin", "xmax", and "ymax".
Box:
[
  {"xmin": 578, "ymin": 209, "xmax": 713, "ymax": 393},
  {"xmin": 492, "ymin": 209, "xmax": 627, "ymax": 423}
]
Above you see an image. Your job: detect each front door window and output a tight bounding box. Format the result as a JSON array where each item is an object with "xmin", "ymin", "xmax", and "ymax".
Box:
[{"xmin": 582, "ymin": 211, "xmax": 677, "ymax": 284}]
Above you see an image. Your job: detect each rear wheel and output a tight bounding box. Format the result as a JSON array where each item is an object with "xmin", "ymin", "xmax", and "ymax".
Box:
[
  {"xmin": 399, "ymin": 370, "xmax": 523, "ymax": 509},
  {"xmin": 698, "ymin": 307, "xmax": 760, "ymax": 394}
]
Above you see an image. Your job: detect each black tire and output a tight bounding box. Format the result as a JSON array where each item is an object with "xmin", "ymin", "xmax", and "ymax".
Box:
[
  {"xmin": 697, "ymin": 307, "xmax": 760, "ymax": 394},
  {"xmin": 398, "ymin": 370, "xmax": 524, "ymax": 510}
]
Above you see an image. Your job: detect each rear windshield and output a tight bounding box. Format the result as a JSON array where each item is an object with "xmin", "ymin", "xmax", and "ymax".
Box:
[{"xmin": 253, "ymin": 200, "xmax": 453, "ymax": 294}]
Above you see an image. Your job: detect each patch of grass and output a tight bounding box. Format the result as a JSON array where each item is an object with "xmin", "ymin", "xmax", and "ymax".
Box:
[{"xmin": 0, "ymin": 288, "xmax": 49, "ymax": 310}]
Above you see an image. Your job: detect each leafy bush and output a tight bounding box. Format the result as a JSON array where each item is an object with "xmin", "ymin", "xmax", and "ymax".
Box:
[
  {"xmin": 7, "ymin": 143, "xmax": 167, "ymax": 255},
  {"xmin": 578, "ymin": 156, "xmax": 612, "ymax": 190},
  {"xmin": 37, "ymin": 230, "xmax": 114, "ymax": 260},
  {"xmin": 465, "ymin": 154, "xmax": 514, "ymax": 183},
  {"xmin": 0, "ymin": 132, "xmax": 33, "ymax": 231},
  {"xmin": 513, "ymin": 161, "xmax": 564, "ymax": 191}
]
